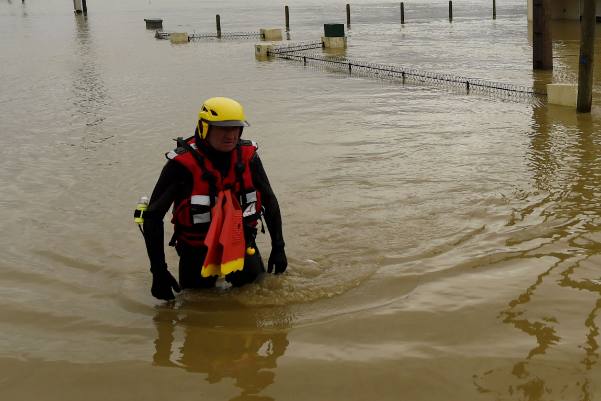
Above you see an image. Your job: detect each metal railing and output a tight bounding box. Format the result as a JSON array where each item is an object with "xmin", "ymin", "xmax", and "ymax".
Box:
[{"xmin": 274, "ymin": 51, "xmax": 547, "ymax": 99}]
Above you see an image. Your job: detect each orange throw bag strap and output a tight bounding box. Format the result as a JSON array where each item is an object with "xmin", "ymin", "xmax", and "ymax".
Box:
[
  {"xmin": 201, "ymin": 191, "xmax": 225, "ymax": 277},
  {"xmin": 219, "ymin": 189, "xmax": 246, "ymax": 275}
]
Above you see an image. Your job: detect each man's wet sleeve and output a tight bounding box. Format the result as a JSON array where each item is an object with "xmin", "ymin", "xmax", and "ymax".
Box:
[
  {"xmin": 143, "ymin": 161, "xmax": 189, "ymax": 271},
  {"xmin": 250, "ymin": 154, "xmax": 285, "ymax": 249}
]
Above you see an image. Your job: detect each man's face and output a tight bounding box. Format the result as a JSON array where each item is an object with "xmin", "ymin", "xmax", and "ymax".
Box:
[{"xmin": 206, "ymin": 126, "xmax": 240, "ymax": 152}]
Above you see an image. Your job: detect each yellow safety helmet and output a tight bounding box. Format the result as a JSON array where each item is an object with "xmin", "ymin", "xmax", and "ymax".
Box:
[{"xmin": 197, "ymin": 97, "xmax": 250, "ymax": 139}]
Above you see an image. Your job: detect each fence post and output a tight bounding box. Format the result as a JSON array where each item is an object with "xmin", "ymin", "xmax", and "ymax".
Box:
[
  {"xmin": 400, "ymin": 2, "xmax": 404, "ymax": 24},
  {"xmin": 82, "ymin": 0, "xmax": 87, "ymax": 13},
  {"xmin": 493, "ymin": 0, "xmax": 496, "ymax": 18},
  {"xmin": 285, "ymin": 6, "xmax": 290, "ymax": 30},
  {"xmin": 449, "ymin": 1, "xmax": 453, "ymax": 21},
  {"xmin": 347, "ymin": 4, "xmax": 351, "ymax": 25},
  {"xmin": 216, "ymin": 14, "xmax": 221, "ymax": 37}
]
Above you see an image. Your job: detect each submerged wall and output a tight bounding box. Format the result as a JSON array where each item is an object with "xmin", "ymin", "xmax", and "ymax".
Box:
[
  {"xmin": 550, "ymin": 0, "xmax": 581, "ymax": 19},
  {"xmin": 527, "ymin": 0, "xmax": 600, "ymax": 21}
]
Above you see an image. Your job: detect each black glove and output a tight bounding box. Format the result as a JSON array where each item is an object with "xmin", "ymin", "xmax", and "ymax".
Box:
[
  {"xmin": 268, "ymin": 248, "xmax": 287, "ymax": 274},
  {"xmin": 151, "ymin": 266, "xmax": 181, "ymax": 300}
]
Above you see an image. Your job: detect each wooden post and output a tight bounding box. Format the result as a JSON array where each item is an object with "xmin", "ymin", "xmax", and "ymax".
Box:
[
  {"xmin": 285, "ymin": 6, "xmax": 290, "ymax": 30},
  {"xmin": 449, "ymin": 1, "xmax": 452, "ymax": 21},
  {"xmin": 493, "ymin": 0, "xmax": 496, "ymax": 19},
  {"xmin": 216, "ymin": 14, "xmax": 221, "ymax": 38},
  {"xmin": 346, "ymin": 4, "xmax": 351, "ymax": 25},
  {"xmin": 577, "ymin": 0, "xmax": 597, "ymax": 112},
  {"xmin": 400, "ymin": 2, "xmax": 404, "ymax": 24},
  {"xmin": 82, "ymin": 0, "xmax": 87, "ymax": 13},
  {"xmin": 532, "ymin": 0, "xmax": 553, "ymax": 70}
]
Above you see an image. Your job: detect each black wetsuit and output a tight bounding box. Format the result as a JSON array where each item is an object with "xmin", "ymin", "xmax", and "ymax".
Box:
[{"xmin": 143, "ymin": 138, "xmax": 285, "ymax": 289}]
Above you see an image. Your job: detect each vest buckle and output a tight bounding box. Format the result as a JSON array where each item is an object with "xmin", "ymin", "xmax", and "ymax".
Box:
[
  {"xmin": 201, "ymin": 171, "xmax": 217, "ymax": 184},
  {"xmin": 234, "ymin": 162, "xmax": 246, "ymax": 174}
]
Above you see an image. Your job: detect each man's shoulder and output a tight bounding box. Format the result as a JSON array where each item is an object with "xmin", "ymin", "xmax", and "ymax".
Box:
[
  {"xmin": 166, "ymin": 137, "xmax": 198, "ymax": 160},
  {"xmin": 166, "ymin": 146, "xmax": 190, "ymax": 160},
  {"xmin": 239, "ymin": 139, "xmax": 258, "ymax": 149}
]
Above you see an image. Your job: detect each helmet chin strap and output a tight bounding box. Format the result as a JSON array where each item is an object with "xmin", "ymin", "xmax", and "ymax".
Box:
[{"xmin": 196, "ymin": 122, "xmax": 210, "ymax": 144}]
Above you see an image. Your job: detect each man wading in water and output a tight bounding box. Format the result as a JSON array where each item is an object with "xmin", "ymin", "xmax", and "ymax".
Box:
[{"xmin": 139, "ymin": 97, "xmax": 287, "ymax": 300}]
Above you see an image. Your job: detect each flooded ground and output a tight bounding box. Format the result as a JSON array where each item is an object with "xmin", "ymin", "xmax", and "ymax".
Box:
[{"xmin": 2, "ymin": 0, "xmax": 601, "ymax": 399}]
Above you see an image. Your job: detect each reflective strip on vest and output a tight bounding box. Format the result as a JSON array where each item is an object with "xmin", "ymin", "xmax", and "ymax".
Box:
[
  {"xmin": 193, "ymin": 212, "xmax": 211, "ymax": 224},
  {"xmin": 191, "ymin": 195, "xmax": 214, "ymax": 206},
  {"xmin": 241, "ymin": 191, "xmax": 257, "ymax": 204},
  {"xmin": 241, "ymin": 191, "xmax": 257, "ymax": 217},
  {"xmin": 191, "ymin": 195, "xmax": 216, "ymax": 224}
]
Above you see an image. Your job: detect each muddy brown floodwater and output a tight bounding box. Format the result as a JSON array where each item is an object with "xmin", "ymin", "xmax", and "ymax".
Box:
[{"xmin": 1, "ymin": 0, "xmax": 601, "ymax": 400}]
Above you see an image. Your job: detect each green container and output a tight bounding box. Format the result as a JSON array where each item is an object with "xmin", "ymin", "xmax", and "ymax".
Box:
[{"xmin": 324, "ymin": 24, "xmax": 345, "ymax": 38}]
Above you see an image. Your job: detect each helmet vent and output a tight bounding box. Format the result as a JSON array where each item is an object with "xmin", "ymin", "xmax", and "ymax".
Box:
[
  {"xmin": 210, "ymin": 110, "xmax": 218, "ymax": 116},
  {"xmin": 202, "ymin": 106, "xmax": 208, "ymax": 112}
]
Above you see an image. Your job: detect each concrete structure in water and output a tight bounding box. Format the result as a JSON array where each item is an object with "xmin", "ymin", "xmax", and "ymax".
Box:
[
  {"xmin": 260, "ymin": 29, "xmax": 282, "ymax": 41},
  {"xmin": 170, "ymin": 32, "xmax": 189, "ymax": 44},
  {"xmin": 322, "ymin": 23, "xmax": 347, "ymax": 49},
  {"xmin": 255, "ymin": 43, "xmax": 275, "ymax": 58},
  {"xmin": 527, "ymin": 0, "xmax": 601, "ymax": 20},
  {"xmin": 322, "ymin": 37, "xmax": 347, "ymax": 48},
  {"xmin": 547, "ymin": 83, "xmax": 578, "ymax": 107}
]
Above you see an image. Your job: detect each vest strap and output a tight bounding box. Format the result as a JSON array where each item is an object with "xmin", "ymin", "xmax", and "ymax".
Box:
[
  {"xmin": 235, "ymin": 142, "xmax": 247, "ymax": 205},
  {"xmin": 177, "ymin": 137, "xmax": 217, "ymax": 208}
]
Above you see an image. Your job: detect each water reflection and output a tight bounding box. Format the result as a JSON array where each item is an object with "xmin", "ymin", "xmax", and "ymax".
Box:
[
  {"xmin": 153, "ymin": 305, "xmax": 289, "ymax": 400},
  {"xmin": 72, "ymin": 13, "xmax": 109, "ymax": 143},
  {"xmin": 474, "ymin": 101, "xmax": 601, "ymax": 398}
]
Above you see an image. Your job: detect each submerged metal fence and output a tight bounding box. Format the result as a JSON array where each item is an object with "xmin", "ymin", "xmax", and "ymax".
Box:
[
  {"xmin": 155, "ymin": 31, "xmax": 264, "ymax": 41},
  {"xmin": 155, "ymin": 31, "xmax": 171, "ymax": 40},
  {"xmin": 154, "ymin": 30, "xmax": 546, "ymax": 100},
  {"xmin": 272, "ymin": 41, "xmax": 324, "ymax": 54},
  {"xmin": 272, "ymin": 50, "xmax": 547, "ymax": 99},
  {"xmin": 189, "ymin": 32, "xmax": 263, "ymax": 41}
]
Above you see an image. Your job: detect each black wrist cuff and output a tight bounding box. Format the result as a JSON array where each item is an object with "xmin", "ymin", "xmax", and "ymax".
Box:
[
  {"xmin": 150, "ymin": 263, "xmax": 168, "ymax": 274},
  {"xmin": 271, "ymin": 241, "xmax": 285, "ymax": 251}
]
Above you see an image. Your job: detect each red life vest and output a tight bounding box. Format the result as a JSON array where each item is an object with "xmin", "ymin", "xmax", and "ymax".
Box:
[{"xmin": 166, "ymin": 137, "xmax": 262, "ymax": 247}]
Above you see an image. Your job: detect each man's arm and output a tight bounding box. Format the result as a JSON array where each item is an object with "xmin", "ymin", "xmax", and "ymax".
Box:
[
  {"xmin": 143, "ymin": 161, "xmax": 189, "ymax": 270},
  {"xmin": 249, "ymin": 153, "xmax": 287, "ymax": 273},
  {"xmin": 143, "ymin": 160, "xmax": 191, "ymax": 299}
]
